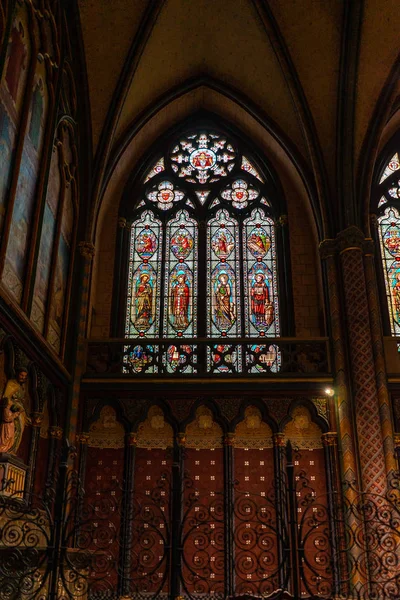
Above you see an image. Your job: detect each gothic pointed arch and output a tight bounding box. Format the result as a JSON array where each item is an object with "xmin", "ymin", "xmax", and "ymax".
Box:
[{"xmin": 114, "ymin": 117, "xmax": 294, "ymax": 375}]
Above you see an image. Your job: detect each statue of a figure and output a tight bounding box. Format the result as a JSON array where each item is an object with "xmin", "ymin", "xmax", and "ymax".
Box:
[{"xmin": 0, "ymin": 368, "xmax": 29, "ymax": 454}]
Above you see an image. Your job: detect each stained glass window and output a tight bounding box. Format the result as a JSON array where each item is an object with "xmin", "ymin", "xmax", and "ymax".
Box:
[
  {"xmin": 378, "ymin": 208, "xmax": 400, "ymax": 335},
  {"xmin": 124, "ymin": 127, "xmax": 282, "ymax": 374},
  {"xmin": 377, "ymin": 152, "xmax": 400, "ymax": 336}
]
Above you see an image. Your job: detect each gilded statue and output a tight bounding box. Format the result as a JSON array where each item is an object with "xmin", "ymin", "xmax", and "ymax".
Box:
[{"xmin": 0, "ymin": 368, "xmax": 29, "ymax": 454}]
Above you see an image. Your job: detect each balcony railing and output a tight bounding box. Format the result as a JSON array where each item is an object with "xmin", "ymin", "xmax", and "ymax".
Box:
[{"xmin": 84, "ymin": 337, "xmax": 331, "ymax": 378}]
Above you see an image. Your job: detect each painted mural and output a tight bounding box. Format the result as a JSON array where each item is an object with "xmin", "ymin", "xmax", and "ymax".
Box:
[
  {"xmin": 0, "ymin": 11, "xmax": 31, "ymax": 238},
  {"xmin": 3, "ymin": 66, "xmax": 48, "ymax": 303},
  {"xmin": 31, "ymin": 144, "xmax": 61, "ymax": 332},
  {"xmin": 48, "ymin": 185, "xmax": 74, "ymax": 354}
]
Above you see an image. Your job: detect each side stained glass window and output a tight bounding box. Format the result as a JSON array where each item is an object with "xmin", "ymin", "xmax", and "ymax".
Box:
[
  {"xmin": 376, "ymin": 152, "xmax": 400, "ymax": 338},
  {"xmin": 378, "ymin": 207, "xmax": 400, "ymax": 335},
  {"xmin": 124, "ymin": 127, "xmax": 283, "ymax": 374}
]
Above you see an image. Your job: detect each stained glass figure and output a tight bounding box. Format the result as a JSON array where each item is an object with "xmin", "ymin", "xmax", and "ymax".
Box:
[
  {"xmin": 144, "ymin": 157, "xmax": 165, "ymax": 182},
  {"xmin": 220, "ymin": 178, "xmax": 258, "ymax": 210},
  {"xmin": 378, "ymin": 207, "xmax": 400, "ymax": 335},
  {"xmin": 146, "ymin": 180, "xmax": 184, "ymax": 211},
  {"xmin": 126, "ymin": 211, "xmax": 162, "ymax": 337},
  {"xmin": 164, "ymin": 210, "xmax": 197, "ymax": 337},
  {"xmin": 241, "ymin": 156, "xmax": 263, "ymax": 181},
  {"xmin": 243, "ymin": 209, "xmax": 279, "ymax": 337},
  {"xmin": 170, "ymin": 132, "xmax": 236, "ymax": 184},
  {"xmin": 380, "ymin": 153, "xmax": 400, "ymax": 184},
  {"xmin": 208, "ymin": 210, "xmax": 240, "ymax": 337}
]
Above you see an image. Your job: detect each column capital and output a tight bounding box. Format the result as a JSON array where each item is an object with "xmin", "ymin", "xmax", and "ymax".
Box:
[
  {"xmin": 118, "ymin": 216, "xmax": 127, "ymax": 228},
  {"xmin": 78, "ymin": 241, "xmax": 95, "ymax": 259},
  {"xmin": 273, "ymin": 432, "xmax": 286, "ymax": 447},
  {"xmin": 336, "ymin": 226, "xmax": 365, "ymax": 254},
  {"xmin": 394, "ymin": 433, "xmax": 400, "ymax": 449},
  {"xmin": 224, "ymin": 432, "xmax": 235, "ymax": 446},
  {"xmin": 76, "ymin": 432, "xmax": 90, "ymax": 445},
  {"xmin": 31, "ymin": 412, "xmax": 44, "ymax": 427},
  {"xmin": 177, "ymin": 432, "xmax": 186, "ymax": 447},
  {"xmin": 278, "ymin": 214, "xmax": 288, "ymax": 227},
  {"xmin": 128, "ymin": 432, "xmax": 137, "ymax": 446},
  {"xmin": 322, "ymin": 432, "xmax": 337, "ymax": 447},
  {"xmin": 49, "ymin": 426, "xmax": 63, "ymax": 439}
]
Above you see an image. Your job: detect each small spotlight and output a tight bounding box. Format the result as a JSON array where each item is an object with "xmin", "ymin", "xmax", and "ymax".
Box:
[{"xmin": 324, "ymin": 387, "xmax": 334, "ymax": 397}]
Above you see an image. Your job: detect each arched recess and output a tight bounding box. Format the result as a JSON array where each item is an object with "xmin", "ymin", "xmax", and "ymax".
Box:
[{"xmin": 89, "ymin": 85, "xmax": 326, "ymax": 341}]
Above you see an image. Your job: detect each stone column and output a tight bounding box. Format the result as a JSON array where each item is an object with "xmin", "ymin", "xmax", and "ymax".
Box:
[
  {"xmin": 120, "ymin": 432, "xmax": 137, "ymax": 597},
  {"xmin": 25, "ymin": 411, "xmax": 43, "ymax": 498},
  {"xmin": 319, "ymin": 239, "xmax": 360, "ymax": 490},
  {"xmin": 337, "ymin": 227, "xmax": 387, "ymax": 494},
  {"xmin": 46, "ymin": 426, "xmax": 63, "ymax": 490},
  {"xmin": 273, "ymin": 432, "xmax": 287, "ymax": 590},
  {"xmin": 69, "ymin": 242, "xmax": 95, "ymax": 440},
  {"xmin": 363, "ymin": 234, "xmax": 397, "ymax": 477}
]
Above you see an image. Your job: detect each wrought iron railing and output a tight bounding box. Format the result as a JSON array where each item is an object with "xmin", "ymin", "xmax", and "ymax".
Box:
[
  {"xmin": 2, "ymin": 442, "xmax": 400, "ymax": 599},
  {"xmin": 85, "ymin": 337, "xmax": 330, "ymax": 377}
]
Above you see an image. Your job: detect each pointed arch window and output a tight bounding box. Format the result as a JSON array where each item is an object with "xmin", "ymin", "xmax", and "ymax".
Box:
[
  {"xmin": 376, "ymin": 152, "xmax": 400, "ymax": 335},
  {"xmin": 122, "ymin": 127, "xmax": 284, "ymax": 374}
]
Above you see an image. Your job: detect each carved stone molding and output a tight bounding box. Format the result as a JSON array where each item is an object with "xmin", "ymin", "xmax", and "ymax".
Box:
[
  {"xmin": 273, "ymin": 432, "xmax": 286, "ymax": 447},
  {"xmin": 31, "ymin": 412, "xmax": 44, "ymax": 427},
  {"xmin": 76, "ymin": 432, "xmax": 90, "ymax": 445},
  {"xmin": 78, "ymin": 241, "xmax": 95, "ymax": 259},
  {"xmin": 322, "ymin": 432, "xmax": 338, "ymax": 446},
  {"xmin": 128, "ymin": 432, "xmax": 137, "ymax": 446},
  {"xmin": 224, "ymin": 432, "xmax": 235, "ymax": 446},
  {"xmin": 177, "ymin": 432, "xmax": 186, "ymax": 447},
  {"xmin": 319, "ymin": 238, "xmax": 336, "ymax": 259},
  {"xmin": 312, "ymin": 397, "xmax": 329, "ymax": 422},
  {"xmin": 278, "ymin": 214, "xmax": 288, "ymax": 227},
  {"xmin": 49, "ymin": 426, "xmax": 63, "ymax": 439}
]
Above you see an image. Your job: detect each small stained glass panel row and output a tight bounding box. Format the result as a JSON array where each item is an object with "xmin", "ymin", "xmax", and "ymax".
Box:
[{"xmin": 122, "ymin": 343, "xmax": 281, "ymax": 374}]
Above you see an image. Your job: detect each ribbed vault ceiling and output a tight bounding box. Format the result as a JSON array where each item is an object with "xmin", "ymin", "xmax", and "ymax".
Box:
[{"xmin": 78, "ymin": 0, "xmax": 400, "ymax": 218}]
